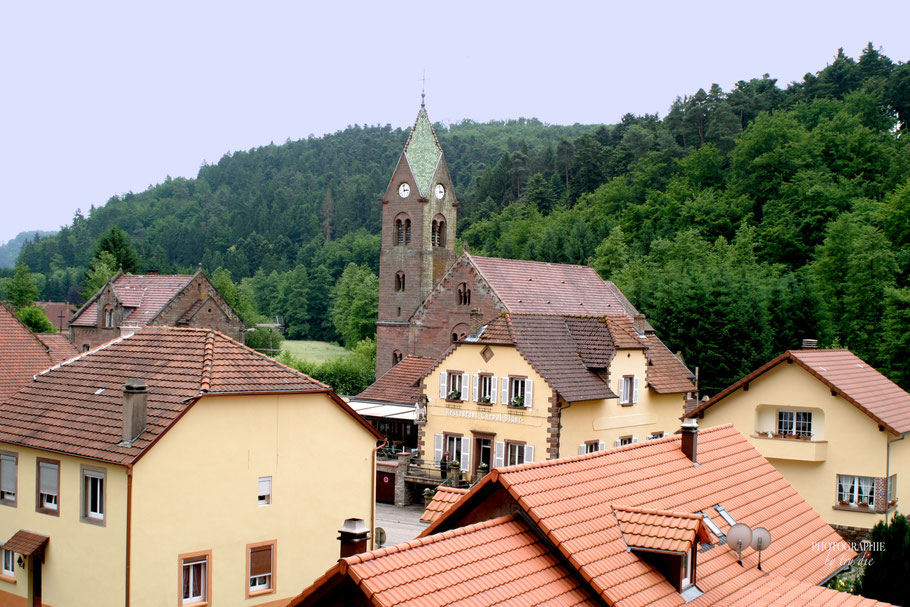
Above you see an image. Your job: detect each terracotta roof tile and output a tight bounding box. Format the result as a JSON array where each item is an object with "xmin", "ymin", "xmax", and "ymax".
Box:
[
  {"xmin": 420, "ymin": 486, "xmax": 469, "ymax": 523},
  {"xmin": 0, "ymin": 326, "xmax": 350, "ymax": 465},
  {"xmin": 613, "ymin": 506, "xmax": 708, "ymax": 554},
  {"xmin": 0, "ymin": 303, "xmax": 56, "ymax": 402},
  {"xmin": 71, "ymin": 273, "xmax": 193, "ymax": 327},
  {"xmin": 689, "ymin": 349, "xmax": 910, "ymax": 434},
  {"xmin": 355, "ymin": 356, "xmax": 436, "ymax": 405},
  {"xmin": 2, "ymin": 530, "xmax": 49, "ymax": 557},
  {"xmin": 35, "ymin": 333, "xmax": 79, "ymax": 363},
  {"xmin": 36, "ymin": 301, "xmax": 77, "ymax": 331}
]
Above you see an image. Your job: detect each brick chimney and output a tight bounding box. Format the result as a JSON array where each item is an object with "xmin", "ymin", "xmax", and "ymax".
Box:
[
  {"xmin": 338, "ymin": 518, "xmax": 370, "ymax": 558},
  {"xmin": 680, "ymin": 417, "xmax": 698, "ymax": 464},
  {"xmin": 469, "ymin": 309, "xmax": 483, "ymax": 336},
  {"xmin": 121, "ymin": 379, "xmax": 148, "ymax": 445}
]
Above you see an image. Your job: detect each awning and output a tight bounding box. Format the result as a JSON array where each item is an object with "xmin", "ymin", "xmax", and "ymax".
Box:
[
  {"xmin": 348, "ymin": 401, "xmax": 417, "ymax": 421},
  {"xmin": 3, "ymin": 530, "xmax": 49, "ymax": 560}
]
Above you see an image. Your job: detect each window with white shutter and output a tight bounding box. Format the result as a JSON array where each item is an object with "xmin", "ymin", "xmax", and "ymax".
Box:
[
  {"xmin": 524, "ymin": 445, "xmax": 534, "ymax": 463},
  {"xmin": 494, "ymin": 441, "xmax": 505, "ymax": 468},
  {"xmin": 472, "ymin": 374, "xmax": 479, "ymax": 402},
  {"xmin": 439, "ymin": 373, "xmax": 447, "ymax": 399},
  {"xmin": 501, "ymin": 377, "xmax": 509, "ymax": 405},
  {"xmin": 632, "ymin": 377, "xmax": 639, "ymax": 404},
  {"xmin": 490, "ymin": 376, "xmax": 498, "ymax": 404},
  {"xmin": 524, "ymin": 379, "xmax": 533, "ymax": 410},
  {"xmin": 434, "ymin": 434, "xmax": 443, "ymax": 466},
  {"xmin": 460, "ymin": 438, "xmax": 470, "ymax": 471}
]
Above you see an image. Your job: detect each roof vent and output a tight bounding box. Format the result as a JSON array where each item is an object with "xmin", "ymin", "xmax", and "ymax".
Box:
[
  {"xmin": 338, "ymin": 518, "xmax": 370, "ymax": 558},
  {"xmin": 120, "ymin": 379, "xmax": 147, "ymax": 445},
  {"xmin": 681, "ymin": 418, "xmax": 698, "ymax": 464},
  {"xmin": 801, "ymin": 338, "xmax": 818, "ymax": 349}
]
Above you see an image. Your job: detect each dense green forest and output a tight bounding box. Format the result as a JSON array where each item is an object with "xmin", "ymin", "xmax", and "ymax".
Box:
[{"xmin": 14, "ymin": 44, "xmax": 910, "ymax": 394}]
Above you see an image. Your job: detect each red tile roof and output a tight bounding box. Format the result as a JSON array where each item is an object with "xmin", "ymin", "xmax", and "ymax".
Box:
[
  {"xmin": 419, "ymin": 486, "xmax": 469, "ymax": 523},
  {"xmin": 688, "ymin": 349, "xmax": 910, "ymax": 435},
  {"xmin": 0, "ymin": 304, "xmax": 56, "ymax": 403},
  {"xmin": 355, "ymin": 356, "xmax": 436, "ymax": 405},
  {"xmin": 297, "ymin": 425, "xmax": 884, "ymax": 606},
  {"xmin": 290, "ymin": 515, "xmax": 599, "ymax": 607},
  {"xmin": 469, "ymin": 254, "xmax": 638, "ymax": 317},
  {"xmin": 469, "ymin": 314, "xmax": 693, "ymax": 402},
  {"xmin": 35, "ymin": 333, "xmax": 79, "ymax": 363},
  {"xmin": 2, "ymin": 530, "xmax": 49, "ymax": 557},
  {"xmin": 613, "ymin": 506, "xmax": 709, "ymax": 554},
  {"xmin": 36, "ymin": 301, "xmax": 77, "ymax": 331},
  {"xmin": 0, "ymin": 326, "xmax": 379, "ymax": 465},
  {"xmin": 70, "ymin": 273, "xmax": 194, "ymax": 327}
]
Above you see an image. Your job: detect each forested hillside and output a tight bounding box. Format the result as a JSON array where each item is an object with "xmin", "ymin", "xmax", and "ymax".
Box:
[
  {"xmin": 0, "ymin": 231, "xmax": 56, "ymax": 268},
  {"xmin": 15, "ymin": 44, "xmax": 910, "ymax": 394}
]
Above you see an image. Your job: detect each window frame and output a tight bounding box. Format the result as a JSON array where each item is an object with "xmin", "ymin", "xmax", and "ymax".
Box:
[
  {"xmin": 35, "ymin": 458, "xmax": 60, "ymax": 516},
  {"xmin": 394, "ymin": 271, "xmax": 405, "ymax": 292},
  {"xmin": 619, "ymin": 376, "xmax": 637, "ymax": 406},
  {"xmin": 777, "ymin": 409, "xmax": 812, "ymax": 437},
  {"xmin": 446, "ymin": 370, "xmax": 464, "ymax": 401},
  {"xmin": 246, "ymin": 540, "xmax": 277, "ymax": 598},
  {"xmin": 80, "ymin": 464, "xmax": 106, "ymax": 526},
  {"xmin": 478, "ymin": 374, "xmax": 494, "ymax": 404},
  {"xmin": 103, "ymin": 306, "xmax": 114, "ymax": 328},
  {"xmin": 887, "ymin": 474, "xmax": 897, "ymax": 505},
  {"xmin": 505, "ymin": 441, "xmax": 526, "ymax": 466},
  {"xmin": 837, "ymin": 474, "xmax": 876, "ymax": 507},
  {"xmin": 508, "ymin": 376, "xmax": 526, "ymax": 408},
  {"xmin": 0, "ymin": 451, "xmax": 17, "ymax": 507},
  {"xmin": 258, "ymin": 476, "xmax": 272, "ymax": 506},
  {"xmin": 1, "ymin": 547, "xmax": 15, "ymax": 582},
  {"xmin": 178, "ymin": 550, "xmax": 212, "ymax": 606}
]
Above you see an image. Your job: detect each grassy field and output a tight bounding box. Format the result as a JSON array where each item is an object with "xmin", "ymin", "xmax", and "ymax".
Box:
[{"xmin": 280, "ymin": 340, "xmax": 349, "ymax": 364}]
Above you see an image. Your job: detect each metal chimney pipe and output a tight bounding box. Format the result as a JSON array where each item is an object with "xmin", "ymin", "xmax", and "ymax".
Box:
[{"xmin": 681, "ymin": 417, "xmax": 698, "ymax": 464}]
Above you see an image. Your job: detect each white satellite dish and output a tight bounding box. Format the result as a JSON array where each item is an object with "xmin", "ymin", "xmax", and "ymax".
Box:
[
  {"xmin": 750, "ymin": 527, "xmax": 772, "ymax": 570},
  {"xmin": 726, "ymin": 523, "xmax": 753, "ymax": 566}
]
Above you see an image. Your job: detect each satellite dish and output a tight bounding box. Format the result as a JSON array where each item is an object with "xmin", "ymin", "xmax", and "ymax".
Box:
[
  {"xmin": 375, "ymin": 526, "xmax": 387, "ymax": 547},
  {"xmin": 750, "ymin": 527, "xmax": 772, "ymax": 570},
  {"xmin": 726, "ymin": 523, "xmax": 753, "ymax": 566}
]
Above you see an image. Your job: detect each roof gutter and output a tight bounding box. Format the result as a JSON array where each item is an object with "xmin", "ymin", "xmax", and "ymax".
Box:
[{"xmin": 125, "ymin": 464, "xmax": 133, "ymax": 607}]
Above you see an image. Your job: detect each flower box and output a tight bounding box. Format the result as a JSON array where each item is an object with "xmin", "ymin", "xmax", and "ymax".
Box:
[
  {"xmin": 448, "ymin": 391, "xmax": 461, "ymax": 401},
  {"xmin": 756, "ymin": 432, "xmax": 769, "ymax": 438}
]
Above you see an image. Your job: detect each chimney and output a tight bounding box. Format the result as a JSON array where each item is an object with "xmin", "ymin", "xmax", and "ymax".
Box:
[
  {"xmin": 680, "ymin": 417, "xmax": 698, "ymax": 464},
  {"xmin": 469, "ymin": 309, "xmax": 483, "ymax": 336},
  {"xmin": 801, "ymin": 338, "xmax": 818, "ymax": 349},
  {"xmin": 338, "ymin": 518, "xmax": 370, "ymax": 558},
  {"xmin": 633, "ymin": 314, "xmax": 646, "ymax": 335},
  {"xmin": 122, "ymin": 379, "xmax": 148, "ymax": 444}
]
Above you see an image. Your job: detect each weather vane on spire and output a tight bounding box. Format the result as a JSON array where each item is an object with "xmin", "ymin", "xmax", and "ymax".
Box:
[{"xmin": 419, "ymin": 70, "xmax": 429, "ymax": 107}]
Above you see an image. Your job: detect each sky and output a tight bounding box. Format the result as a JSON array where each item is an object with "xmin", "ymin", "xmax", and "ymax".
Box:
[{"xmin": 1, "ymin": 0, "xmax": 909, "ymax": 245}]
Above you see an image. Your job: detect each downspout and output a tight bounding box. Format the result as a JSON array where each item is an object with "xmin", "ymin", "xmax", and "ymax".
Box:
[
  {"xmin": 370, "ymin": 440, "xmax": 385, "ymax": 549},
  {"xmin": 125, "ymin": 465, "xmax": 133, "ymax": 607},
  {"xmin": 885, "ymin": 433, "xmax": 906, "ymax": 525}
]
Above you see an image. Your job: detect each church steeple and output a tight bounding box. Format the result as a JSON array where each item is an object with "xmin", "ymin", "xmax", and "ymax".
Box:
[{"xmin": 375, "ymin": 104, "xmax": 458, "ymax": 376}]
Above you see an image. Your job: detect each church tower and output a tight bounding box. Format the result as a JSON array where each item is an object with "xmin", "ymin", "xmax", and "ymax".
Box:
[{"xmin": 376, "ymin": 103, "xmax": 457, "ymax": 376}]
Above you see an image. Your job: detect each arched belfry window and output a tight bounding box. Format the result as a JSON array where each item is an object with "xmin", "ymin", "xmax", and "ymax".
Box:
[
  {"xmin": 456, "ymin": 283, "xmax": 471, "ymax": 305},
  {"xmin": 103, "ymin": 305, "xmax": 114, "ymax": 328},
  {"xmin": 393, "ymin": 350, "xmax": 403, "ymax": 365},
  {"xmin": 395, "ymin": 271, "xmax": 406, "ymax": 292},
  {"xmin": 432, "ymin": 215, "xmax": 447, "ymax": 247},
  {"xmin": 395, "ymin": 215, "xmax": 412, "ymax": 246}
]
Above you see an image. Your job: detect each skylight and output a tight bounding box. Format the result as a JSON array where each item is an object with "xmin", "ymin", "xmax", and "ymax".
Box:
[
  {"xmin": 715, "ymin": 505, "xmax": 737, "ymax": 527},
  {"xmin": 700, "ymin": 512, "xmax": 723, "ymax": 538}
]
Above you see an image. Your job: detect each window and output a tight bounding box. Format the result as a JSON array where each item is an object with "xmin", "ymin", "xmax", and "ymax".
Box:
[
  {"xmin": 1, "ymin": 548, "xmax": 13, "ymax": 580},
  {"xmin": 394, "ymin": 272, "xmax": 405, "ymax": 292},
  {"xmin": 447, "ymin": 372, "xmax": 464, "ymax": 400},
  {"xmin": 82, "ymin": 344, "xmax": 90, "ymax": 352},
  {"xmin": 887, "ymin": 475, "xmax": 897, "ymax": 505},
  {"xmin": 257, "ymin": 477, "xmax": 272, "ymax": 506},
  {"xmin": 103, "ymin": 306, "xmax": 114, "ymax": 328},
  {"xmin": 648, "ymin": 432, "xmax": 667, "ymax": 440},
  {"xmin": 508, "ymin": 377, "xmax": 526, "ymax": 407},
  {"xmin": 444, "ymin": 434, "xmax": 461, "ymax": 461},
  {"xmin": 714, "ymin": 504, "xmax": 737, "ymax": 526},
  {"xmin": 395, "ymin": 218, "xmax": 411, "ymax": 246},
  {"xmin": 0, "ymin": 452, "xmax": 16, "ymax": 506},
  {"xmin": 36, "ymin": 459, "xmax": 59, "ymax": 515},
  {"xmin": 615, "ymin": 435, "xmax": 638, "ymax": 447},
  {"xmin": 81, "ymin": 466, "xmax": 105, "ymax": 524},
  {"xmin": 777, "ymin": 410, "xmax": 812, "ymax": 437},
  {"xmin": 432, "ymin": 217, "xmax": 446, "ymax": 247},
  {"xmin": 495, "ymin": 441, "xmax": 533, "ymax": 467},
  {"xmin": 579, "ymin": 440, "xmax": 605, "ymax": 455},
  {"xmin": 247, "ymin": 542, "xmax": 275, "ymax": 597},
  {"xmin": 392, "ymin": 350, "xmax": 403, "ymax": 366},
  {"xmin": 837, "ymin": 475, "xmax": 875, "ymax": 506},
  {"xmin": 506, "ymin": 442, "xmax": 525, "ymax": 466},
  {"xmin": 181, "ymin": 553, "xmax": 210, "ymax": 605},
  {"xmin": 456, "ymin": 283, "xmax": 471, "ymax": 305},
  {"xmin": 619, "ymin": 376, "xmax": 639, "ymax": 405},
  {"xmin": 477, "ymin": 375, "xmax": 496, "ymax": 404}
]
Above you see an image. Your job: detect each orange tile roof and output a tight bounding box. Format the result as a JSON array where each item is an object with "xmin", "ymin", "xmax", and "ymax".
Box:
[
  {"xmin": 0, "ymin": 303, "xmax": 56, "ymax": 403},
  {"xmin": 469, "ymin": 254, "xmax": 638, "ymax": 317},
  {"xmin": 35, "ymin": 333, "xmax": 79, "ymax": 363},
  {"xmin": 688, "ymin": 349, "xmax": 910, "ymax": 434},
  {"xmin": 0, "ymin": 326, "xmax": 379, "ymax": 465},
  {"xmin": 355, "ymin": 356, "xmax": 436, "ymax": 405},
  {"xmin": 2, "ymin": 530, "xmax": 49, "ymax": 557},
  {"xmin": 290, "ymin": 515, "xmax": 599, "ymax": 607},
  {"xmin": 613, "ymin": 506, "xmax": 709, "ymax": 554},
  {"xmin": 419, "ymin": 486, "xmax": 468, "ymax": 523},
  {"xmin": 70, "ymin": 273, "xmax": 194, "ymax": 327},
  {"xmin": 36, "ymin": 301, "xmax": 77, "ymax": 331}
]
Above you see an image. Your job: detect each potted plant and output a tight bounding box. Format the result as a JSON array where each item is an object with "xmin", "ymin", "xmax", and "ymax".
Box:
[
  {"xmin": 798, "ymin": 434, "xmax": 811, "ymax": 441},
  {"xmin": 857, "ymin": 501, "xmax": 869, "ymax": 509},
  {"xmin": 756, "ymin": 431, "xmax": 769, "ymax": 438},
  {"xmin": 448, "ymin": 390, "xmax": 461, "ymax": 401},
  {"xmin": 888, "ymin": 499, "xmax": 897, "ymax": 508},
  {"xmin": 422, "ymin": 488, "xmax": 435, "ymax": 506},
  {"xmin": 772, "ymin": 433, "xmax": 783, "ymax": 439},
  {"xmin": 511, "ymin": 396, "xmax": 524, "ymax": 408},
  {"xmin": 477, "ymin": 462, "xmax": 489, "ymax": 477},
  {"xmin": 838, "ymin": 500, "xmax": 850, "ymax": 507},
  {"xmin": 480, "ymin": 395, "xmax": 491, "ymax": 404}
]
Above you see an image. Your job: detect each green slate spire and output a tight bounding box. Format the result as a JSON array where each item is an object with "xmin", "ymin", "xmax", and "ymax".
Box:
[{"xmin": 404, "ymin": 107, "xmax": 442, "ymax": 198}]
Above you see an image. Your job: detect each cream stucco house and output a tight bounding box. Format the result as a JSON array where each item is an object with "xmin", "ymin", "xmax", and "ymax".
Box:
[
  {"xmin": 0, "ymin": 327, "xmax": 381, "ymax": 607},
  {"xmin": 417, "ymin": 313, "xmax": 695, "ymax": 481},
  {"xmin": 686, "ymin": 348, "xmax": 909, "ymax": 537}
]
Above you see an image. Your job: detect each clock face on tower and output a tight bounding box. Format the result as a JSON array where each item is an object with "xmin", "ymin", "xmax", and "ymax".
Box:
[
  {"xmin": 398, "ymin": 183, "xmax": 410, "ymax": 198},
  {"xmin": 434, "ymin": 184, "xmax": 445, "ymax": 200}
]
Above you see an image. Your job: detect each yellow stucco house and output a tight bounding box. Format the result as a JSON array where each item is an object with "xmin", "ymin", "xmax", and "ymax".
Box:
[
  {"xmin": 686, "ymin": 348, "xmax": 909, "ymax": 537},
  {"xmin": 0, "ymin": 327, "xmax": 381, "ymax": 607},
  {"xmin": 417, "ymin": 313, "xmax": 695, "ymax": 480}
]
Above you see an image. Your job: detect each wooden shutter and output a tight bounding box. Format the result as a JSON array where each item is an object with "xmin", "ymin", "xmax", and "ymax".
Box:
[
  {"xmin": 494, "ymin": 441, "xmax": 505, "ymax": 468},
  {"xmin": 461, "ymin": 373, "xmax": 470, "ymax": 398},
  {"xmin": 490, "ymin": 376, "xmax": 498, "ymax": 404},
  {"xmin": 524, "ymin": 445, "xmax": 534, "ymax": 463},
  {"xmin": 614, "ymin": 439, "xmax": 621, "ymax": 447},
  {"xmin": 434, "ymin": 434, "xmax": 443, "ymax": 466},
  {"xmin": 632, "ymin": 377, "xmax": 640, "ymax": 403},
  {"xmin": 250, "ymin": 545, "xmax": 272, "ymax": 576},
  {"xmin": 460, "ymin": 438, "xmax": 470, "ymax": 471},
  {"xmin": 524, "ymin": 379, "xmax": 533, "ymax": 410},
  {"xmin": 472, "ymin": 374, "xmax": 479, "ymax": 401},
  {"xmin": 501, "ymin": 377, "xmax": 509, "ymax": 404},
  {"xmin": 632, "ymin": 436, "xmax": 639, "ymax": 444},
  {"xmin": 439, "ymin": 373, "xmax": 447, "ymax": 399},
  {"xmin": 578, "ymin": 444, "xmax": 586, "ymax": 456}
]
